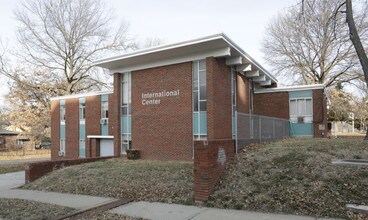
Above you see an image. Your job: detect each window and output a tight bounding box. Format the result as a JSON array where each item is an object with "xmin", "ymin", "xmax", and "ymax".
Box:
[
  {"xmin": 60, "ymin": 105, "xmax": 66, "ymax": 123},
  {"xmin": 0, "ymin": 137, "xmax": 4, "ymax": 145},
  {"xmin": 193, "ymin": 60, "xmax": 207, "ymax": 140},
  {"xmin": 79, "ymin": 102, "xmax": 85, "ymax": 121},
  {"xmin": 231, "ymin": 69, "xmax": 237, "ymax": 138},
  {"xmin": 101, "ymin": 101, "xmax": 109, "ymax": 119},
  {"xmin": 121, "ymin": 72, "xmax": 131, "ymax": 153},
  {"xmin": 60, "ymin": 139, "xmax": 65, "ymax": 155},
  {"xmin": 16, "ymin": 139, "xmax": 27, "ymax": 145},
  {"xmin": 289, "ymin": 98, "xmax": 313, "ymax": 123}
]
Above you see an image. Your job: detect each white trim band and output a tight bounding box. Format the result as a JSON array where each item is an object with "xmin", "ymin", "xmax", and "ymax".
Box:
[
  {"xmin": 87, "ymin": 135, "xmax": 114, "ymax": 139},
  {"xmin": 254, "ymin": 84, "xmax": 325, "ymax": 94},
  {"xmin": 50, "ymin": 90, "xmax": 113, "ymax": 101}
]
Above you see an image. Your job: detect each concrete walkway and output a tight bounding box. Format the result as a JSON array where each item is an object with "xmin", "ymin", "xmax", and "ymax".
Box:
[
  {"xmin": 0, "ymin": 172, "xmax": 341, "ymax": 220},
  {"xmin": 0, "ymin": 171, "xmax": 24, "ymax": 190},
  {"xmin": 110, "ymin": 201, "xmax": 340, "ymax": 220}
]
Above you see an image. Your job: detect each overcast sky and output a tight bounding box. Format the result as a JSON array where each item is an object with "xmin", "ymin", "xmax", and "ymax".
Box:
[{"xmin": 0, "ymin": 0, "xmax": 297, "ymax": 104}]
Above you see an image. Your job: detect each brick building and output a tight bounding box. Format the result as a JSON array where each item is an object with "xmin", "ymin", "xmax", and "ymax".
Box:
[{"xmin": 50, "ymin": 33, "xmax": 328, "ymax": 161}]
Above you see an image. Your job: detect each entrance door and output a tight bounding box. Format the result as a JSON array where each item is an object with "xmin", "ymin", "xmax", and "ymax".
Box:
[{"xmin": 100, "ymin": 139, "xmax": 114, "ymax": 156}]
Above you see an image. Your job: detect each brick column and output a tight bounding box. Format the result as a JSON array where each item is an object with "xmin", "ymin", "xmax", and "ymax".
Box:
[
  {"xmin": 109, "ymin": 73, "xmax": 122, "ymax": 156},
  {"xmin": 51, "ymin": 100, "xmax": 60, "ymax": 160},
  {"xmin": 193, "ymin": 139, "xmax": 235, "ymax": 202},
  {"xmin": 313, "ymin": 89, "xmax": 328, "ymax": 138}
]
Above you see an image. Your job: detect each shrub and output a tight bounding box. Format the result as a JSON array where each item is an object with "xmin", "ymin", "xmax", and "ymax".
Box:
[{"xmin": 127, "ymin": 149, "xmax": 140, "ymax": 160}]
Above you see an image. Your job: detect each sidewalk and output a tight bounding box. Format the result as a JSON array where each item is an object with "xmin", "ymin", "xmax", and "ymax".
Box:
[
  {"xmin": 0, "ymin": 172, "xmax": 341, "ymax": 220},
  {"xmin": 0, "ymin": 189, "xmax": 341, "ymax": 220}
]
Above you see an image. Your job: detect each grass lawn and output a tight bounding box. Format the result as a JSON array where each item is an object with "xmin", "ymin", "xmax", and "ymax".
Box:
[
  {"xmin": 0, "ymin": 163, "xmax": 25, "ymax": 174},
  {"xmin": 0, "ymin": 198, "xmax": 144, "ymax": 220},
  {"xmin": 23, "ymin": 159, "xmax": 194, "ymax": 205},
  {"xmin": 0, "ymin": 198, "xmax": 75, "ymax": 219},
  {"xmin": 206, "ymin": 138, "xmax": 368, "ymax": 219}
]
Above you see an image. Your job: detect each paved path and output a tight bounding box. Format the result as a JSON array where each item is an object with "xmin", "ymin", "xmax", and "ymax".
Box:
[
  {"xmin": 0, "ymin": 172, "xmax": 341, "ymax": 220},
  {"xmin": 110, "ymin": 201, "xmax": 340, "ymax": 220},
  {"xmin": 0, "ymin": 189, "xmax": 119, "ymax": 210},
  {"xmin": 0, "ymin": 171, "xmax": 24, "ymax": 190}
]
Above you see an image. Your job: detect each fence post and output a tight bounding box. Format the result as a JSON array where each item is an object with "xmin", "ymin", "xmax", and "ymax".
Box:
[{"xmin": 259, "ymin": 117, "xmax": 262, "ymax": 143}]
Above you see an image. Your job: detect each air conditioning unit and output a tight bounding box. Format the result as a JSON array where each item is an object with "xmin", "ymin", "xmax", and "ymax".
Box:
[
  {"xmin": 100, "ymin": 118, "xmax": 108, "ymax": 125},
  {"xmin": 58, "ymin": 151, "xmax": 64, "ymax": 157}
]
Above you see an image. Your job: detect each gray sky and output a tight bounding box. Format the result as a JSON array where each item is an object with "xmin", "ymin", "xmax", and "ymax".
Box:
[{"xmin": 0, "ymin": 0, "xmax": 297, "ymax": 104}]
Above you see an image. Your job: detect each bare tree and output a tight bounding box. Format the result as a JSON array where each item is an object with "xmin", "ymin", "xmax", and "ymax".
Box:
[
  {"xmin": 13, "ymin": 0, "xmax": 135, "ymax": 94},
  {"xmin": 263, "ymin": 0, "xmax": 367, "ymax": 87}
]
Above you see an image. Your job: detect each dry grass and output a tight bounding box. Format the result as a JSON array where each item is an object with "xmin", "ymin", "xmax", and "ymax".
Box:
[
  {"xmin": 206, "ymin": 138, "xmax": 368, "ymax": 219},
  {"xmin": 0, "ymin": 198, "xmax": 75, "ymax": 219},
  {"xmin": 23, "ymin": 159, "xmax": 194, "ymax": 205},
  {"xmin": 0, "ymin": 163, "xmax": 25, "ymax": 174}
]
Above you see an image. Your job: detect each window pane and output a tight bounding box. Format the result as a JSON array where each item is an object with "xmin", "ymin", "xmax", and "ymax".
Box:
[
  {"xmin": 193, "ymin": 91, "xmax": 198, "ymax": 111},
  {"xmin": 199, "ymin": 70, "xmax": 206, "ymax": 85},
  {"xmin": 199, "ymin": 85, "xmax": 206, "ymax": 100},
  {"xmin": 199, "ymin": 60, "xmax": 206, "ymax": 70},
  {"xmin": 306, "ymin": 99, "xmax": 312, "ymax": 115},
  {"xmin": 122, "ymin": 106, "xmax": 128, "ymax": 115},
  {"xmin": 297, "ymin": 99, "xmax": 306, "ymax": 115},
  {"xmin": 123, "ymin": 83, "xmax": 128, "ymax": 104},
  {"xmin": 193, "ymin": 80, "xmax": 198, "ymax": 90},
  {"xmin": 193, "ymin": 61, "xmax": 198, "ymax": 77},
  {"xmin": 290, "ymin": 100, "xmax": 296, "ymax": 115},
  {"xmin": 200, "ymin": 101, "xmax": 206, "ymax": 111}
]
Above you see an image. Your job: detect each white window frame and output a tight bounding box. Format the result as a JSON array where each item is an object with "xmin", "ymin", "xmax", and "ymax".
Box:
[
  {"xmin": 60, "ymin": 105, "xmax": 66, "ymax": 125},
  {"xmin": 289, "ymin": 97, "xmax": 313, "ymax": 123},
  {"xmin": 79, "ymin": 102, "xmax": 85, "ymax": 124},
  {"xmin": 193, "ymin": 59, "xmax": 207, "ymax": 140},
  {"xmin": 121, "ymin": 72, "xmax": 132, "ymax": 153}
]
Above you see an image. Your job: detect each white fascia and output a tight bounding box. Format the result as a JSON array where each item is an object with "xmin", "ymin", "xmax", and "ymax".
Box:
[
  {"xmin": 254, "ymin": 84, "xmax": 326, "ymax": 94},
  {"xmin": 50, "ymin": 90, "xmax": 113, "ymax": 101}
]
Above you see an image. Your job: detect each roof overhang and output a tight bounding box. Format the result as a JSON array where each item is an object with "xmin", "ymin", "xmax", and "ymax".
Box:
[
  {"xmin": 50, "ymin": 90, "xmax": 113, "ymax": 101},
  {"xmin": 254, "ymin": 84, "xmax": 326, "ymax": 94},
  {"xmin": 93, "ymin": 33, "xmax": 278, "ymax": 86}
]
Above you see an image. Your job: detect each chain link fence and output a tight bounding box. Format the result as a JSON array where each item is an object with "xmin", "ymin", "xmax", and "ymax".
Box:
[{"xmin": 236, "ymin": 112, "xmax": 290, "ymax": 151}]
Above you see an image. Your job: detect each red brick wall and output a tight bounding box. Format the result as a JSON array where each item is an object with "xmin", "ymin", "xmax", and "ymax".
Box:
[
  {"xmin": 206, "ymin": 57, "xmax": 232, "ymax": 139},
  {"xmin": 25, "ymin": 156, "xmax": 116, "ymax": 183},
  {"xmin": 110, "ymin": 74, "xmax": 121, "ymax": 156},
  {"xmin": 253, "ymin": 92, "xmax": 289, "ymax": 119},
  {"xmin": 65, "ymin": 98, "xmax": 79, "ymax": 159},
  {"xmin": 237, "ymin": 74, "xmax": 250, "ymax": 114},
  {"xmin": 131, "ymin": 62, "xmax": 193, "ymax": 160},
  {"xmin": 51, "ymin": 100, "xmax": 60, "ymax": 160},
  {"xmin": 86, "ymin": 96, "xmax": 101, "ymax": 157},
  {"xmin": 313, "ymin": 89, "xmax": 328, "ymax": 138},
  {"xmin": 193, "ymin": 139, "xmax": 235, "ymax": 202}
]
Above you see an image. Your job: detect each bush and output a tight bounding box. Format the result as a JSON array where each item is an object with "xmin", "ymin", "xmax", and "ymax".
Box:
[{"xmin": 127, "ymin": 149, "xmax": 140, "ymax": 160}]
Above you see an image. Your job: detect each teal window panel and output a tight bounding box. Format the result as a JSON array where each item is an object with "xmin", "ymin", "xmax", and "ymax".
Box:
[
  {"xmin": 101, "ymin": 124, "xmax": 109, "ymax": 135},
  {"xmin": 79, "ymin": 97, "xmax": 85, "ymax": 104},
  {"xmin": 60, "ymin": 125, "xmax": 66, "ymax": 139},
  {"xmin": 289, "ymin": 90, "xmax": 312, "ymax": 99},
  {"xmin": 199, "ymin": 112, "xmax": 207, "ymax": 135},
  {"xmin": 193, "ymin": 113, "xmax": 199, "ymax": 134},
  {"xmin": 101, "ymin": 94, "xmax": 108, "ymax": 102},
  {"xmin": 290, "ymin": 123, "xmax": 313, "ymax": 136},
  {"xmin": 79, "ymin": 124, "xmax": 85, "ymax": 140},
  {"xmin": 121, "ymin": 116, "xmax": 131, "ymax": 134},
  {"xmin": 60, "ymin": 99, "xmax": 65, "ymax": 106}
]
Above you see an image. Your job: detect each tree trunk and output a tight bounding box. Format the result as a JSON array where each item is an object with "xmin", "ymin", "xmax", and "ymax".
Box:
[{"xmin": 346, "ymin": 0, "xmax": 368, "ymax": 140}]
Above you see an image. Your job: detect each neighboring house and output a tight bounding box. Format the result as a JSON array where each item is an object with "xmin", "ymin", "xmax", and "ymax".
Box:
[
  {"xmin": 0, "ymin": 121, "xmax": 33, "ymax": 151},
  {"xmin": 50, "ymin": 33, "xmax": 328, "ymax": 161}
]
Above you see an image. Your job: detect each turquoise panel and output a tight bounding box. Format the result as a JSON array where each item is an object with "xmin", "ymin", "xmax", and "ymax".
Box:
[
  {"xmin": 60, "ymin": 125, "xmax": 66, "ymax": 139},
  {"xmin": 79, "ymin": 146, "xmax": 85, "ymax": 157},
  {"xmin": 289, "ymin": 90, "xmax": 312, "ymax": 99},
  {"xmin": 79, "ymin": 124, "xmax": 85, "ymax": 140},
  {"xmin": 101, "ymin": 94, "xmax": 109, "ymax": 102},
  {"xmin": 60, "ymin": 99, "xmax": 65, "ymax": 106},
  {"xmin": 193, "ymin": 113, "xmax": 199, "ymax": 134},
  {"xmin": 121, "ymin": 116, "xmax": 131, "ymax": 134},
  {"xmin": 101, "ymin": 124, "xmax": 109, "ymax": 135},
  {"xmin": 199, "ymin": 112, "xmax": 207, "ymax": 135},
  {"xmin": 79, "ymin": 97, "xmax": 85, "ymax": 104},
  {"xmin": 290, "ymin": 123, "xmax": 313, "ymax": 136}
]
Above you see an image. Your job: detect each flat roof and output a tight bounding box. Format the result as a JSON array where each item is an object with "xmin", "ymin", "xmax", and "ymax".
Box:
[
  {"xmin": 50, "ymin": 90, "xmax": 113, "ymax": 101},
  {"xmin": 93, "ymin": 33, "xmax": 278, "ymax": 84},
  {"xmin": 254, "ymin": 84, "xmax": 326, "ymax": 94}
]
